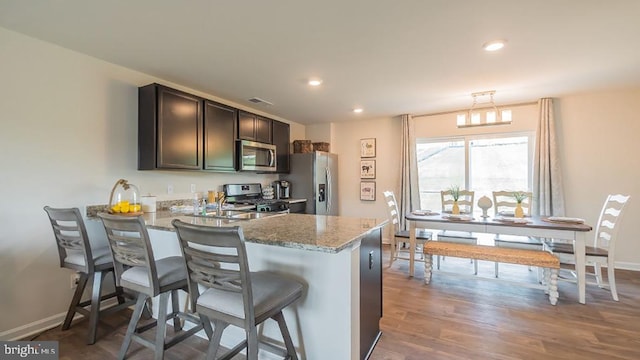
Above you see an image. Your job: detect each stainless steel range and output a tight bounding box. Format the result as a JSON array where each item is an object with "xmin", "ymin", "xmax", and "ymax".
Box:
[{"xmin": 223, "ymin": 183, "xmax": 290, "ymax": 212}]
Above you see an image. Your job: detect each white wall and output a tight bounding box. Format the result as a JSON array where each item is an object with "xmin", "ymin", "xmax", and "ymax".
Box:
[
  {"xmin": 555, "ymin": 89, "xmax": 640, "ymax": 270},
  {"xmin": 0, "ymin": 27, "xmax": 303, "ymax": 337}
]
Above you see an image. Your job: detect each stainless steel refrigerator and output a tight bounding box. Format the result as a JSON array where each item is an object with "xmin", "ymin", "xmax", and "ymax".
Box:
[{"xmin": 286, "ymin": 152, "xmax": 339, "ymax": 215}]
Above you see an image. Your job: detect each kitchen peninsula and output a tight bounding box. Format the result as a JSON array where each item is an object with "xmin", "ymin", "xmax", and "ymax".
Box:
[{"xmin": 94, "ymin": 211, "xmax": 386, "ymax": 360}]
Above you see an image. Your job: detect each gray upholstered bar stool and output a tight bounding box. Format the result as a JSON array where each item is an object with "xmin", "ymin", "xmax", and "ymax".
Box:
[
  {"xmin": 44, "ymin": 206, "xmax": 135, "ymax": 345},
  {"xmin": 172, "ymin": 220, "xmax": 304, "ymax": 360},
  {"xmin": 98, "ymin": 213, "xmax": 212, "ymax": 360}
]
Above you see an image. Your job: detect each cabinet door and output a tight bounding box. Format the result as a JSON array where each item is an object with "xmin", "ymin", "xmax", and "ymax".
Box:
[
  {"xmin": 255, "ymin": 116, "xmax": 273, "ymax": 143},
  {"xmin": 204, "ymin": 100, "xmax": 237, "ymax": 171},
  {"xmin": 238, "ymin": 110, "xmax": 256, "ymax": 141},
  {"xmin": 272, "ymin": 120, "xmax": 290, "ymax": 173},
  {"xmin": 157, "ymin": 87, "xmax": 202, "ymax": 169},
  {"xmin": 360, "ymin": 228, "xmax": 382, "ymax": 360}
]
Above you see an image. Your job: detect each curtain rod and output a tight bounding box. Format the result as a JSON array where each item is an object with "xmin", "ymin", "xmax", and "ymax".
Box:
[{"xmin": 412, "ymin": 101, "xmax": 538, "ymax": 118}]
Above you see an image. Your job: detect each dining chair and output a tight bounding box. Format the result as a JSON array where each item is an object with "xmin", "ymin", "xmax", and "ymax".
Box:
[
  {"xmin": 172, "ymin": 220, "xmax": 304, "ymax": 360},
  {"xmin": 97, "ymin": 212, "xmax": 211, "ymax": 360},
  {"xmin": 438, "ymin": 190, "xmax": 478, "ymax": 274},
  {"xmin": 545, "ymin": 194, "xmax": 630, "ymax": 301},
  {"xmin": 492, "ymin": 191, "xmax": 543, "ymax": 279},
  {"xmin": 43, "ymin": 206, "xmax": 135, "ymax": 345},
  {"xmin": 383, "ymin": 190, "xmax": 432, "ymax": 267}
]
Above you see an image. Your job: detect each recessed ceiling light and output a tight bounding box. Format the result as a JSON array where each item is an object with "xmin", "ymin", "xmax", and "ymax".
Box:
[
  {"xmin": 308, "ymin": 79, "xmax": 323, "ymax": 86},
  {"xmin": 353, "ymin": 108, "xmax": 363, "ymax": 113},
  {"xmin": 483, "ymin": 40, "xmax": 506, "ymax": 52}
]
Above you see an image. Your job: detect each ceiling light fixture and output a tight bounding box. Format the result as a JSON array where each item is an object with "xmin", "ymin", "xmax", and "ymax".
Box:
[
  {"xmin": 308, "ymin": 79, "xmax": 323, "ymax": 86},
  {"xmin": 457, "ymin": 90, "xmax": 511, "ymax": 128},
  {"xmin": 353, "ymin": 108, "xmax": 363, "ymax": 113},
  {"xmin": 483, "ymin": 40, "xmax": 506, "ymax": 52}
]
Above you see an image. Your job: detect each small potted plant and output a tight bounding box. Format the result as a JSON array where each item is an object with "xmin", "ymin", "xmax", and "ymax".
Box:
[
  {"xmin": 513, "ymin": 191, "xmax": 528, "ymax": 218},
  {"xmin": 450, "ymin": 185, "xmax": 461, "ymax": 214}
]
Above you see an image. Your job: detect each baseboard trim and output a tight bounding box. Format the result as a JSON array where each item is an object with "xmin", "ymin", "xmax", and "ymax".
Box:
[
  {"xmin": 0, "ymin": 298, "xmax": 119, "ymax": 341},
  {"xmin": 0, "ymin": 312, "xmax": 66, "ymax": 341}
]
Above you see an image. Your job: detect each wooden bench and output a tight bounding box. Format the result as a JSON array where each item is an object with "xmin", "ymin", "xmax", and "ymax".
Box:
[{"xmin": 423, "ymin": 241, "xmax": 561, "ymax": 305}]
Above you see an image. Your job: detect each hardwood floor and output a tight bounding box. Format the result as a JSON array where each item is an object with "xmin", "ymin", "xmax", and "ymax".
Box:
[{"xmin": 27, "ymin": 247, "xmax": 640, "ymax": 359}]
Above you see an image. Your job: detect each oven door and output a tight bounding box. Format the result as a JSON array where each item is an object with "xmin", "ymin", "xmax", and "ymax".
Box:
[{"xmin": 238, "ymin": 140, "xmax": 277, "ymax": 172}]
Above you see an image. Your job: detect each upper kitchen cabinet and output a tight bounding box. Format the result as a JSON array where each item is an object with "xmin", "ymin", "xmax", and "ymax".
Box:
[
  {"xmin": 138, "ymin": 84, "xmax": 203, "ymax": 170},
  {"xmin": 238, "ymin": 110, "xmax": 272, "ymax": 143},
  {"xmin": 272, "ymin": 120, "xmax": 290, "ymax": 173},
  {"xmin": 204, "ymin": 100, "xmax": 237, "ymax": 172}
]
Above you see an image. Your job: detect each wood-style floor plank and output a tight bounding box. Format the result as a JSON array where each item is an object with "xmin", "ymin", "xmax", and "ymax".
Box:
[{"xmin": 25, "ymin": 246, "xmax": 640, "ymax": 359}]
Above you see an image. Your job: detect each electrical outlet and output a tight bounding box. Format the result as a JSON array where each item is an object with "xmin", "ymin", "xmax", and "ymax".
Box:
[
  {"xmin": 167, "ymin": 184, "xmax": 174, "ymax": 194},
  {"xmin": 70, "ymin": 273, "xmax": 80, "ymax": 289},
  {"xmin": 190, "ymin": 184, "xmax": 196, "ymax": 193}
]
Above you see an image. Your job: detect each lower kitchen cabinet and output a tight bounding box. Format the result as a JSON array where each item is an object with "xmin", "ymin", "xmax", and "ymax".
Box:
[
  {"xmin": 204, "ymin": 100, "xmax": 237, "ymax": 171},
  {"xmin": 360, "ymin": 227, "xmax": 382, "ymax": 359}
]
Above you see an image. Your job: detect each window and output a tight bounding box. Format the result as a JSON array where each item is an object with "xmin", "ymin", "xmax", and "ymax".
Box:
[{"xmin": 416, "ymin": 133, "xmax": 533, "ymax": 215}]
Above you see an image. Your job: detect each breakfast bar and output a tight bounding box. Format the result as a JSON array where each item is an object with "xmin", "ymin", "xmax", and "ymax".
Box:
[{"xmin": 94, "ymin": 211, "xmax": 386, "ymax": 360}]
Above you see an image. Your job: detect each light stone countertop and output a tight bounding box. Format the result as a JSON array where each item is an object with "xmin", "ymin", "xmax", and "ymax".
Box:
[{"xmin": 115, "ymin": 211, "xmax": 387, "ymax": 254}]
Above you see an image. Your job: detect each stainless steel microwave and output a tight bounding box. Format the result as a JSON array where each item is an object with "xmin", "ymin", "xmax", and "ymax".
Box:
[{"xmin": 238, "ymin": 140, "xmax": 277, "ymax": 172}]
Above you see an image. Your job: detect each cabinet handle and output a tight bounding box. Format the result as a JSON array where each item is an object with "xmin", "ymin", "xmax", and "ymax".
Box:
[{"xmin": 369, "ymin": 250, "xmax": 374, "ymax": 269}]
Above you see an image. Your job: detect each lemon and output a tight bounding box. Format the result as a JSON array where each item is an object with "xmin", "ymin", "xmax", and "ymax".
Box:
[
  {"xmin": 130, "ymin": 204, "xmax": 141, "ymax": 213},
  {"xmin": 111, "ymin": 205, "xmax": 120, "ymax": 213}
]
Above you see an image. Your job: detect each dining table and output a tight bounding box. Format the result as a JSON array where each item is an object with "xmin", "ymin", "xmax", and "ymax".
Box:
[{"xmin": 405, "ymin": 212, "xmax": 593, "ymax": 304}]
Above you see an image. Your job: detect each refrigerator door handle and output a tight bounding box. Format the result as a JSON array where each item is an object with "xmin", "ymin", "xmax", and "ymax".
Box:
[{"xmin": 326, "ymin": 167, "xmax": 331, "ymax": 213}]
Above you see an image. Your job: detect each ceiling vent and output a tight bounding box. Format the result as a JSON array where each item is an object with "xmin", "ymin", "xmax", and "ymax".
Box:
[{"xmin": 248, "ymin": 97, "xmax": 274, "ymax": 106}]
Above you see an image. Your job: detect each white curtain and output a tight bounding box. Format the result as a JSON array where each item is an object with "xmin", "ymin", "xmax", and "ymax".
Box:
[
  {"xmin": 533, "ymin": 98, "xmax": 565, "ymax": 216},
  {"xmin": 399, "ymin": 114, "xmax": 420, "ymax": 230}
]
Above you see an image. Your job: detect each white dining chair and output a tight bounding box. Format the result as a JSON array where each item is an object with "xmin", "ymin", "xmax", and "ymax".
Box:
[
  {"xmin": 492, "ymin": 191, "xmax": 543, "ymax": 279},
  {"xmin": 383, "ymin": 191, "xmax": 432, "ymax": 267},
  {"xmin": 545, "ymin": 194, "xmax": 630, "ymax": 301},
  {"xmin": 438, "ymin": 189, "xmax": 478, "ymax": 274}
]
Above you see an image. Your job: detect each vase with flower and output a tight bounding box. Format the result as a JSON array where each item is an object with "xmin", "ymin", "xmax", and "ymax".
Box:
[
  {"xmin": 513, "ymin": 191, "xmax": 528, "ymax": 218},
  {"xmin": 450, "ymin": 185, "xmax": 461, "ymax": 215}
]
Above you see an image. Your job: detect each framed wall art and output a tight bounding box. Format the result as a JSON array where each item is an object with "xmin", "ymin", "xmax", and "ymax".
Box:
[
  {"xmin": 360, "ymin": 181, "xmax": 376, "ymax": 201},
  {"xmin": 360, "ymin": 160, "xmax": 376, "ymax": 179},
  {"xmin": 360, "ymin": 138, "xmax": 376, "ymax": 158}
]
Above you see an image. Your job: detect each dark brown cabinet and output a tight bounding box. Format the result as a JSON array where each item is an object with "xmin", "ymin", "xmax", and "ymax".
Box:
[
  {"xmin": 238, "ymin": 110, "xmax": 272, "ymax": 143},
  {"xmin": 272, "ymin": 120, "xmax": 290, "ymax": 173},
  {"xmin": 204, "ymin": 100, "xmax": 237, "ymax": 172},
  {"xmin": 138, "ymin": 83, "xmax": 203, "ymax": 170}
]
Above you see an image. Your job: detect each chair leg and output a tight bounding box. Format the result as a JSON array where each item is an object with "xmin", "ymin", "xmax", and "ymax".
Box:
[
  {"xmin": 112, "ymin": 271, "xmax": 125, "ymax": 305},
  {"xmin": 119, "ymin": 293, "xmax": 148, "ymax": 360},
  {"xmin": 607, "ymin": 259, "xmax": 619, "ymax": 301},
  {"xmin": 199, "ymin": 314, "xmax": 213, "ymax": 339},
  {"xmin": 494, "ymin": 262, "xmax": 499, "ymax": 278},
  {"xmin": 246, "ymin": 326, "xmax": 259, "ymax": 360},
  {"xmin": 594, "ymin": 263, "xmax": 603, "ymax": 287},
  {"xmin": 473, "ymin": 260, "xmax": 478, "ymax": 275},
  {"xmin": 87, "ymin": 271, "xmax": 107, "ymax": 345},
  {"xmin": 436, "ymin": 255, "xmax": 441, "ymax": 270},
  {"xmin": 62, "ymin": 272, "xmax": 89, "ymax": 330},
  {"xmin": 205, "ymin": 319, "xmax": 227, "ymax": 360},
  {"xmin": 273, "ymin": 311, "xmax": 298, "ymax": 360},
  {"xmin": 154, "ymin": 292, "xmax": 170, "ymax": 360},
  {"xmin": 388, "ymin": 237, "xmax": 396, "ymax": 267},
  {"xmin": 171, "ymin": 289, "xmax": 182, "ymax": 331}
]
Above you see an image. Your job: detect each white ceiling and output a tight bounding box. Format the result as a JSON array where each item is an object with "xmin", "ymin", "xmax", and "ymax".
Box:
[{"xmin": 1, "ymin": 0, "xmax": 639, "ymax": 124}]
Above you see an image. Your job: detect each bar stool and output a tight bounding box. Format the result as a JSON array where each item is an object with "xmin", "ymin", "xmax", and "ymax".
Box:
[
  {"xmin": 43, "ymin": 206, "xmax": 135, "ymax": 344},
  {"xmin": 98, "ymin": 213, "xmax": 212, "ymax": 360},
  {"xmin": 172, "ymin": 220, "xmax": 303, "ymax": 360}
]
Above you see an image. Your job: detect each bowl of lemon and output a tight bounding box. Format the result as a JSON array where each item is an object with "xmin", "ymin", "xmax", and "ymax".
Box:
[{"xmin": 108, "ymin": 179, "xmax": 143, "ymax": 216}]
